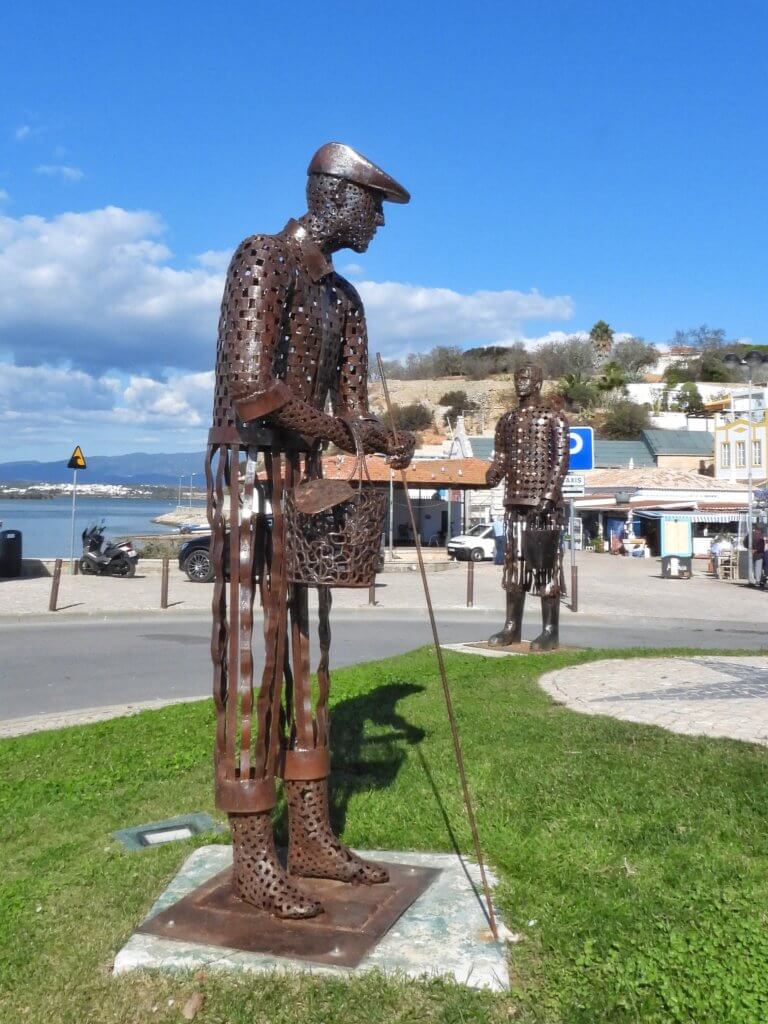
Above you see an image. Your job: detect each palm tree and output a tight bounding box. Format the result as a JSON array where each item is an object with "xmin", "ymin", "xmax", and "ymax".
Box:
[
  {"xmin": 596, "ymin": 361, "xmax": 628, "ymax": 395},
  {"xmin": 589, "ymin": 320, "xmax": 615, "ymax": 362}
]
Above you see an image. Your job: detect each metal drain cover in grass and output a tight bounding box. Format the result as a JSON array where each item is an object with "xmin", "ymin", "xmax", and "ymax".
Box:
[{"xmin": 113, "ymin": 813, "xmax": 222, "ymax": 851}]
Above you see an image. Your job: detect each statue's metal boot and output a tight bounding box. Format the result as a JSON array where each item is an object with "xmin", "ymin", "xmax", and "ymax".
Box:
[
  {"xmin": 286, "ymin": 778, "xmax": 389, "ymax": 884},
  {"xmin": 230, "ymin": 812, "xmax": 323, "ymax": 918},
  {"xmin": 529, "ymin": 595, "xmax": 560, "ymax": 651},
  {"xmin": 488, "ymin": 587, "xmax": 526, "ymax": 646}
]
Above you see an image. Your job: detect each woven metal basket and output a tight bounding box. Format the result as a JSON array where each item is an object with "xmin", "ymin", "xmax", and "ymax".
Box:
[{"xmin": 284, "ymin": 426, "xmax": 386, "ymax": 588}]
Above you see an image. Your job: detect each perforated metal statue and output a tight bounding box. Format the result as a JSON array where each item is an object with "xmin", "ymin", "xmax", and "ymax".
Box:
[
  {"xmin": 486, "ymin": 365, "xmax": 569, "ymax": 650},
  {"xmin": 207, "ymin": 143, "xmax": 414, "ymax": 919}
]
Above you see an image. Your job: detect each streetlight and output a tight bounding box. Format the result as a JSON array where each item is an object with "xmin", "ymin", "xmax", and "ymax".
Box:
[
  {"xmin": 178, "ymin": 474, "xmax": 183, "ymax": 509},
  {"xmin": 189, "ymin": 472, "xmax": 199, "ymax": 509},
  {"xmin": 723, "ymin": 350, "xmax": 768, "ymax": 584}
]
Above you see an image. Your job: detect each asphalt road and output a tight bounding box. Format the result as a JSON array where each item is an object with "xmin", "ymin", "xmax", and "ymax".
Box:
[{"xmin": 1, "ymin": 609, "xmax": 766, "ymax": 721}]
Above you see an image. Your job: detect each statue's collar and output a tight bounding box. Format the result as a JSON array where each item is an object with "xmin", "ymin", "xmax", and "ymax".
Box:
[{"xmin": 282, "ymin": 219, "xmax": 332, "ymax": 282}]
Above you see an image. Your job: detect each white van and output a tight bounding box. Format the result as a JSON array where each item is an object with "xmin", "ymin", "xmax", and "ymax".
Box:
[{"xmin": 446, "ymin": 523, "xmax": 496, "ymax": 562}]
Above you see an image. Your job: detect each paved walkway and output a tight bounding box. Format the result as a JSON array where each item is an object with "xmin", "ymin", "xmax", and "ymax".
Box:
[
  {"xmin": 1, "ymin": 552, "xmax": 766, "ymax": 622},
  {"xmin": 540, "ymin": 655, "xmax": 768, "ymax": 745}
]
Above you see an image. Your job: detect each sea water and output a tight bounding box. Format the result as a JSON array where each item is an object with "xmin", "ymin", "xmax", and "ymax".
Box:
[{"xmin": 0, "ymin": 496, "xmax": 193, "ymax": 558}]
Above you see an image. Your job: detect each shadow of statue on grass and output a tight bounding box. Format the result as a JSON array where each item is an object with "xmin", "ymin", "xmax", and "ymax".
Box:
[
  {"xmin": 272, "ymin": 680, "xmax": 494, "ymax": 929},
  {"xmin": 273, "ymin": 682, "xmax": 425, "ymax": 845},
  {"xmin": 329, "ymin": 681, "xmax": 427, "ymax": 836}
]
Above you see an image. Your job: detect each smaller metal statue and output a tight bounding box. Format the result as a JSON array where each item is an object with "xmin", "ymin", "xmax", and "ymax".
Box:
[{"xmin": 486, "ymin": 364, "xmax": 569, "ymax": 650}]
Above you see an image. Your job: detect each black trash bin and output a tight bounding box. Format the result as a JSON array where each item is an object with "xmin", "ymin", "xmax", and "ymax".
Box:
[{"xmin": 0, "ymin": 530, "xmax": 22, "ymax": 578}]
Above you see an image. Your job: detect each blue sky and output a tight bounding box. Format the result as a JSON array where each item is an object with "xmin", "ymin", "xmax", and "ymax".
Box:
[{"xmin": 1, "ymin": 0, "xmax": 766, "ymax": 459}]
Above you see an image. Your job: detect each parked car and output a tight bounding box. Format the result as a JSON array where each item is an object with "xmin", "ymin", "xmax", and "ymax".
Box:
[
  {"xmin": 446, "ymin": 523, "xmax": 496, "ymax": 562},
  {"xmin": 179, "ymin": 533, "xmax": 216, "ymax": 581},
  {"xmin": 179, "ymin": 531, "xmax": 266, "ymax": 583}
]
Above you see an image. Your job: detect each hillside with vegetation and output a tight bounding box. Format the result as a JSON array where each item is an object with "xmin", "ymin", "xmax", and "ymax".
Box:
[{"xmin": 372, "ymin": 323, "xmax": 762, "ymax": 441}]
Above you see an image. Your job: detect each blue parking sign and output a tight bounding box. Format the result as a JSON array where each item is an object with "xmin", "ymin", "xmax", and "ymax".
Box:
[{"xmin": 568, "ymin": 427, "xmax": 594, "ymax": 470}]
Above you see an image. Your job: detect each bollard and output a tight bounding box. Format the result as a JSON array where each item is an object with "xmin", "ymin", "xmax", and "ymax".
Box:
[
  {"xmin": 466, "ymin": 558, "xmax": 474, "ymax": 608},
  {"xmin": 571, "ymin": 564, "xmax": 578, "ymax": 613},
  {"xmin": 368, "ymin": 582, "xmax": 376, "ymax": 606},
  {"xmin": 161, "ymin": 556, "xmax": 170, "ymax": 609},
  {"xmin": 49, "ymin": 558, "xmax": 62, "ymax": 612}
]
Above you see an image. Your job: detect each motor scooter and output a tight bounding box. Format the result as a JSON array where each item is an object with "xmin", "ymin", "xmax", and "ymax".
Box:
[{"xmin": 79, "ymin": 522, "xmax": 139, "ymax": 577}]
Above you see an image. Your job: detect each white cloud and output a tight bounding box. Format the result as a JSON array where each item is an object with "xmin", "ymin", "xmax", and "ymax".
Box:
[
  {"xmin": 196, "ymin": 249, "xmax": 231, "ymax": 272},
  {"xmin": 117, "ymin": 370, "xmax": 213, "ymax": 425},
  {"xmin": 521, "ymin": 330, "xmax": 589, "ymax": 348},
  {"xmin": 341, "ymin": 262, "xmax": 364, "ymax": 277},
  {"xmin": 0, "ymin": 205, "xmax": 573, "ymax": 376},
  {"xmin": 357, "ymin": 280, "xmax": 572, "ymax": 357},
  {"xmin": 15, "ymin": 125, "xmax": 31, "ymax": 141},
  {"xmin": 0, "ymin": 363, "xmax": 120, "ymax": 415},
  {"xmin": 35, "ymin": 164, "xmax": 84, "ymax": 182},
  {"xmin": 0, "ymin": 363, "xmax": 214, "ymax": 455},
  {"xmin": 0, "ymin": 206, "xmax": 222, "ymax": 371}
]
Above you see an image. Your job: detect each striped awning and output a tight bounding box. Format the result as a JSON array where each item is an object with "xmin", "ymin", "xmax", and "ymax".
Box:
[{"xmin": 634, "ymin": 510, "xmax": 743, "ymax": 523}]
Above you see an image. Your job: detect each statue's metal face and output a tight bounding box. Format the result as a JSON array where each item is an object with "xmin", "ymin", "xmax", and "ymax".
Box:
[
  {"xmin": 336, "ymin": 180, "xmax": 385, "ymax": 253},
  {"xmin": 514, "ymin": 365, "xmax": 543, "ymax": 399},
  {"xmin": 307, "ymin": 174, "xmax": 385, "ymax": 253}
]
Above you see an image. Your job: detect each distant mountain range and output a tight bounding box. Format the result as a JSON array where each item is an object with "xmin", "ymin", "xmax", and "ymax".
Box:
[{"xmin": 0, "ymin": 451, "xmax": 207, "ymax": 486}]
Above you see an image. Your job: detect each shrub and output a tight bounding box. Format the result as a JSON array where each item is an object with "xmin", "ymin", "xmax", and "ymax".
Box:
[
  {"xmin": 137, "ymin": 537, "xmax": 183, "ymax": 558},
  {"xmin": 390, "ymin": 402, "xmax": 433, "ymax": 432},
  {"xmin": 438, "ymin": 389, "xmax": 478, "ymax": 421},
  {"xmin": 601, "ymin": 400, "xmax": 652, "ymax": 439}
]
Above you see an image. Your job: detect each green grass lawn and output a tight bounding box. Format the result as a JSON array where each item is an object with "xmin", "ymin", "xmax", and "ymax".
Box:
[{"xmin": 2, "ymin": 646, "xmax": 768, "ymax": 1024}]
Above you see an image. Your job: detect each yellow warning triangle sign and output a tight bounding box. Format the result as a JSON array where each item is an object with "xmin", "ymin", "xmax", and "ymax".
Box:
[{"xmin": 67, "ymin": 445, "xmax": 87, "ymax": 470}]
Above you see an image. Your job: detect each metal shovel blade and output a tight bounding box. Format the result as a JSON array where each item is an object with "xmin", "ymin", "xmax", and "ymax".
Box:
[{"xmin": 292, "ymin": 478, "xmax": 355, "ymax": 515}]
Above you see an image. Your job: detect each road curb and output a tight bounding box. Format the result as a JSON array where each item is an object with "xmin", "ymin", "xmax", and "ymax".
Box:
[{"xmin": 0, "ymin": 695, "xmax": 209, "ymax": 738}]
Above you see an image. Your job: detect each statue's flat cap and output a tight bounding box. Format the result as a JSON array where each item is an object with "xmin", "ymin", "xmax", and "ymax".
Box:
[{"xmin": 308, "ymin": 143, "xmax": 410, "ymax": 204}]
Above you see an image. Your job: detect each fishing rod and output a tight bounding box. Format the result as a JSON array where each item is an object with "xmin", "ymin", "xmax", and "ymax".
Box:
[{"xmin": 376, "ymin": 352, "xmax": 499, "ymax": 941}]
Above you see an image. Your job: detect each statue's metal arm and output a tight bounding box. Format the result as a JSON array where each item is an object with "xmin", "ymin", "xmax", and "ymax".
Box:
[
  {"xmin": 226, "ymin": 247, "xmax": 413, "ymax": 465},
  {"xmin": 330, "ymin": 285, "xmax": 415, "ymax": 466},
  {"xmin": 224, "ymin": 244, "xmax": 358, "ymax": 451},
  {"xmin": 485, "ymin": 414, "xmax": 507, "ymax": 488},
  {"xmin": 540, "ymin": 411, "xmax": 570, "ymax": 507}
]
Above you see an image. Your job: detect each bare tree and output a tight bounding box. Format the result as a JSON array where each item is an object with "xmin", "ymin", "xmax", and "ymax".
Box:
[{"xmin": 611, "ymin": 337, "xmax": 659, "ymax": 381}]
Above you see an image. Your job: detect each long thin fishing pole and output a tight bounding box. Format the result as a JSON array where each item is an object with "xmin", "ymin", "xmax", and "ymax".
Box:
[{"xmin": 376, "ymin": 353, "xmax": 499, "ymax": 940}]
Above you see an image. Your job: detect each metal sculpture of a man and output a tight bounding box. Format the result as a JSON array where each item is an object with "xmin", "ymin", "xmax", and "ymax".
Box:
[
  {"xmin": 207, "ymin": 143, "xmax": 414, "ymax": 919},
  {"xmin": 486, "ymin": 365, "xmax": 569, "ymax": 651}
]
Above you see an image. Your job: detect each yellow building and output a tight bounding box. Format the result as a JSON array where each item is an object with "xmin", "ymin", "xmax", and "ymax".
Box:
[{"xmin": 714, "ymin": 406, "xmax": 768, "ymax": 483}]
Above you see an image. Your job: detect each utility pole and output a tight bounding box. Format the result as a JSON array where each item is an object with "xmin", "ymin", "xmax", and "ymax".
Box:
[
  {"xmin": 66, "ymin": 446, "xmax": 87, "ymax": 573},
  {"xmin": 69, "ymin": 468, "xmax": 78, "ymax": 573},
  {"xmin": 724, "ymin": 351, "xmax": 768, "ymax": 584},
  {"xmin": 389, "ymin": 468, "xmax": 395, "ymax": 558}
]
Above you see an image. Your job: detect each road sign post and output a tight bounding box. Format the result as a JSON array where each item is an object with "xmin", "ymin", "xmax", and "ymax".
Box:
[
  {"xmin": 67, "ymin": 446, "xmax": 87, "ymax": 573},
  {"xmin": 565, "ymin": 428, "xmax": 593, "ymax": 614},
  {"xmin": 568, "ymin": 427, "xmax": 594, "ymax": 471}
]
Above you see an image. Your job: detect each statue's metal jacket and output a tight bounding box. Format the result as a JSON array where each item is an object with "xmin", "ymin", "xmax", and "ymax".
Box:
[
  {"xmin": 207, "ymin": 143, "xmax": 414, "ymax": 919},
  {"xmin": 486, "ymin": 365, "xmax": 569, "ymax": 650}
]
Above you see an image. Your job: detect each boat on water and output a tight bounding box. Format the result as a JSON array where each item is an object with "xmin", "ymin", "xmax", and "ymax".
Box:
[{"xmin": 177, "ymin": 522, "xmax": 210, "ymax": 534}]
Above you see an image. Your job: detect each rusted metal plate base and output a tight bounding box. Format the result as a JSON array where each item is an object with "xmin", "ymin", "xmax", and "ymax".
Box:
[
  {"xmin": 115, "ymin": 848, "xmax": 510, "ymax": 990},
  {"xmin": 469, "ymin": 640, "xmax": 580, "ymax": 654},
  {"xmin": 138, "ymin": 862, "xmax": 439, "ymax": 968}
]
